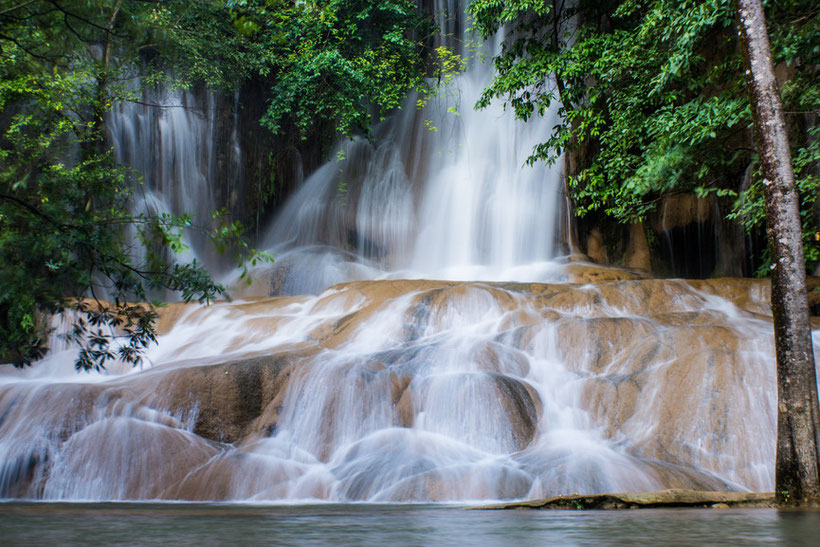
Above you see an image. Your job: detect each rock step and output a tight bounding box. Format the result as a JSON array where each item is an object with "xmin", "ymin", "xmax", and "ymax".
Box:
[{"xmin": 475, "ymin": 489, "xmax": 776, "ymax": 510}]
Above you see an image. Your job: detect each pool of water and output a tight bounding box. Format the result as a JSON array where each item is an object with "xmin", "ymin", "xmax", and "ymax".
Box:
[{"xmin": 1, "ymin": 502, "xmax": 819, "ymax": 545}]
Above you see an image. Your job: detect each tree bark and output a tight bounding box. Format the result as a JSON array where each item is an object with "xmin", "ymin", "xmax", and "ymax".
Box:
[{"xmin": 735, "ymin": 0, "xmax": 820, "ymax": 504}]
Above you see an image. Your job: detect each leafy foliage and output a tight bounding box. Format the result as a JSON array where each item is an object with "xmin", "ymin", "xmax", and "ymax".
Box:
[
  {"xmin": 65, "ymin": 300, "xmax": 159, "ymax": 372},
  {"xmin": 470, "ymin": 0, "xmax": 819, "ymax": 270},
  {"xmin": 156, "ymin": 0, "xmax": 436, "ymax": 140}
]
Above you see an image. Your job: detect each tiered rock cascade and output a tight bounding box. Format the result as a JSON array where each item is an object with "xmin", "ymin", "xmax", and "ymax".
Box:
[{"xmin": 0, "ymin": 266, "xmax": 798, "ymax": 502}]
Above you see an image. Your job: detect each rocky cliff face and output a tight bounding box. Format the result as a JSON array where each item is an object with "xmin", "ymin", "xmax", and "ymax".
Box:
[{"xmin": 569, "ymin": 194, "xmax": 762, "ymax": 279}]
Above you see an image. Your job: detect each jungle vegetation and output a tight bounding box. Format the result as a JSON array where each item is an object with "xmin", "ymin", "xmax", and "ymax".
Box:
[{"xmin": 470, "ymin": 0, "xmax": 818, "ymax": 272}]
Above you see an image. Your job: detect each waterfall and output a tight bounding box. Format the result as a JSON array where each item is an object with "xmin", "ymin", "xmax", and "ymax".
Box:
[
  {"xmin": 0, "ymin": 275, "xmax": 789, "ymax": 501},
  {"xmin": 260, "ymin": 1, "xmax": 562, "ymax": 293},
  {"xmin": 0, "ymin": 2, "xmax": 811, "ymax": 504},
  {"xmin": 107, "ymin": 82, "xmax": 243, "ymax": 273}
]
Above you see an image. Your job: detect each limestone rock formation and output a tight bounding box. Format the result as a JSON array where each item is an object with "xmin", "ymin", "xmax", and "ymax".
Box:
[{"xmin": 0, "ymin": 269, "xmax": 793, "ymax": 501}]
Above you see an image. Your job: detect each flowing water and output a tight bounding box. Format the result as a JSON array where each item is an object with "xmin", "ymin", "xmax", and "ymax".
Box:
[
  {"xmin": 259, "ymin": 0, "xmax": 562, "ymax": 293},
  {"xmin": 0, "ymin": 1, "xmax": 816, "ymax": 506},
  {"xmin": 0, "ymin": 273, "xmax": 799, "ymax": 501},
  {"xmin": 107, "ymin": 81, "xmax": 243, "ymax": 273}
]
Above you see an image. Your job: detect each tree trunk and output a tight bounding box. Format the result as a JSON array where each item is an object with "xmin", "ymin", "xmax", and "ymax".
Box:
[
  {"xmin": 735, "ymin": 0, "xmax": 820, "ymax": 504},
  {"xmin": 84, "ymin": 1, "xmax": 122, "ymax": 158}
]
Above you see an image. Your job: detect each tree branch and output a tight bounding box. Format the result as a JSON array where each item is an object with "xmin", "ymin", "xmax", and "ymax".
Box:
[
  {"xmin": 0, "ymin": 0, "xmax": 37, "ymax": 17},
  {"xmin": 0, "ymin": 31, "xmax": 54, "ymax": 60},
  {"xmin": 0, "ymin": 193, "xmax": 67, "ymax": 229},
  {"xmin": 44, "ymin": 0, "xmax": 126, "ymax": 37}
]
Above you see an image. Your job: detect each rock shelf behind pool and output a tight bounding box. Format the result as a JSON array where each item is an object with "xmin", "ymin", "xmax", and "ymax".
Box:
[{"xmin": 476, "ymin": 489, "xmax": 776, "ymax": 510}]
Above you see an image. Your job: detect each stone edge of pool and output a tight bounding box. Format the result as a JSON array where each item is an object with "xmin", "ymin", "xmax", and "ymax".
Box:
[{"xmin": 473, "ymin": 489, "xmax": 778, "ymax": 510}]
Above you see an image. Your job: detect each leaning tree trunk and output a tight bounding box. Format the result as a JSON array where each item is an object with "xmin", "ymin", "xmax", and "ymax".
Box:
[{"xmin": 735, "ymin": 0, "xmax": 820, "ymax": 504}]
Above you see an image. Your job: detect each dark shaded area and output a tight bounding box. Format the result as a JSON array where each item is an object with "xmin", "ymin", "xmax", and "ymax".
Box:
[{"xmin": 658, "ymin": 222, "xmax": 718, "ymax": 279}]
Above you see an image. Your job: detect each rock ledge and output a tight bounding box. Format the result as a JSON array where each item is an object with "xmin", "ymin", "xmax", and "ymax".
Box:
[{"xmin": 476, "ymin": 489, "xmax": 775, "ymax": 510}]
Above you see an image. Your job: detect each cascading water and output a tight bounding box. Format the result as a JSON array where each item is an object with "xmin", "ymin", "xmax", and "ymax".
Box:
[
  {"xmin": 0, "ymin": 2, "xmax": 815, "ymax": 503},
  {"xmin": 107, "ymin": 82, "xmax": 243, "ymax": 273},
  {"xmin": 260, "ymin": 2, "xmax": 562, "ymax": 293},
  {"xmin": 0, "ymin": 274, "xmax": 791, "ymax": 501}
]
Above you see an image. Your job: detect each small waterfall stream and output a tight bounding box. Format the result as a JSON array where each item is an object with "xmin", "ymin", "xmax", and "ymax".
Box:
[
  {"xmin": 107, "ymin": 83, "xmax": 243, "ymax": 273},
  {"xmin": 260, "ymin": 1, "xmax": 561, "ymax": 293},
  {"xmin": 0, "ymin": 2, "xmax": 814, "ymax": 503}
]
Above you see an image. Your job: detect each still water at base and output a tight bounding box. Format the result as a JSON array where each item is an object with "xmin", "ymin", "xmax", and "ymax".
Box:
[{"xmin": 2, "ymin": 503, "xmax": 819, "ymax": 545}]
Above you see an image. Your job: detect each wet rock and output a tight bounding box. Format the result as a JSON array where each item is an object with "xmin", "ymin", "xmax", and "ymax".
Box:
[
  {"xmin": 331, "ymin": 428, "xmax": 533, "ymax": 501},
  {"xmin": 395, "ymin": 385, "xmax": 415, "ymax": 428},
  {"xmin": 0, "ymin": 272, "xmax": 794, "ymax": 502},
  {"xmin": 163, "ymin": 441, "xmax": 328, "ymax": 501},
  {"xmin": 398, "ymin": 372, "xmax": 541, "ymax": 452},
  {"xmin": 651, "ymin": 194, "xmax": 713, "ymax": 233},
  {"xmin": 44, "ymin": 417, "xmax": 218, "ymax": 500},
  {"xmin": 0, "ymin": 382, "xmax": 108, "ymax": 498},
  {"xmin": 478, "ymin": 489, "xmax": 775, "ymax": 510},
  {"xmin": 624, "ymin": 222, "xmax": 651, "ymax": 272},
  {"xmin": 585, "ymin": 228, "xmax": 609, "ymax": 265},
  {"xmin": 154, "ymin": 302, "xmax": 196, "ymax": 335},
  {"xmin": 470, "ymin": 341, "xmax": 531, "ymax": 377},
  {"xmin": 493, "ymin": 374, "xmax": 541, "ymax": 449},
  {"xmin": 155, "ymin": 354, "xmax": 295, "ymax": 444}
]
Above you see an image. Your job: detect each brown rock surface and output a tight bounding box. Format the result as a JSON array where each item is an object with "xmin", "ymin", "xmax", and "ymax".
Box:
[
  {"xmin": 3, "ymin": 269, "xmax": 791, "ymax": 501},
  {"xmin": 651, "ymin": 194, "xmax": 713, "ymax": 233},
  {"xmin": 624, "ymin": 222, "xmax": 651, "ymax": 272},
  {"xmin": 477, "ymin": 489, "xmax": 775, "ymax": 510},
  {"xmin": 585, "ymin": 228, "xmax": 609, "ymax": 265},
  {"xmin": 153, "ymin": 353, "xmax": 304, "ymax": 444}
]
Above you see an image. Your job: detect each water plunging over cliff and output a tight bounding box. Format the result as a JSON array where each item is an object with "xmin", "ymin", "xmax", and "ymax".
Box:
[
  {"xmin": 259, "ymin": 5, "xmax": 562, "ymax": 293},
  {"xmin": 107, "ymin": 83, "xmax": 243, "ymax": 273}
]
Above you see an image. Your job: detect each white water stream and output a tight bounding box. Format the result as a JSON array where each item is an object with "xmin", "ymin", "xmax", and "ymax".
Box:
[{"xmin": 259, "ymin": 1, "xmax": 562, "ymax": 294}]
